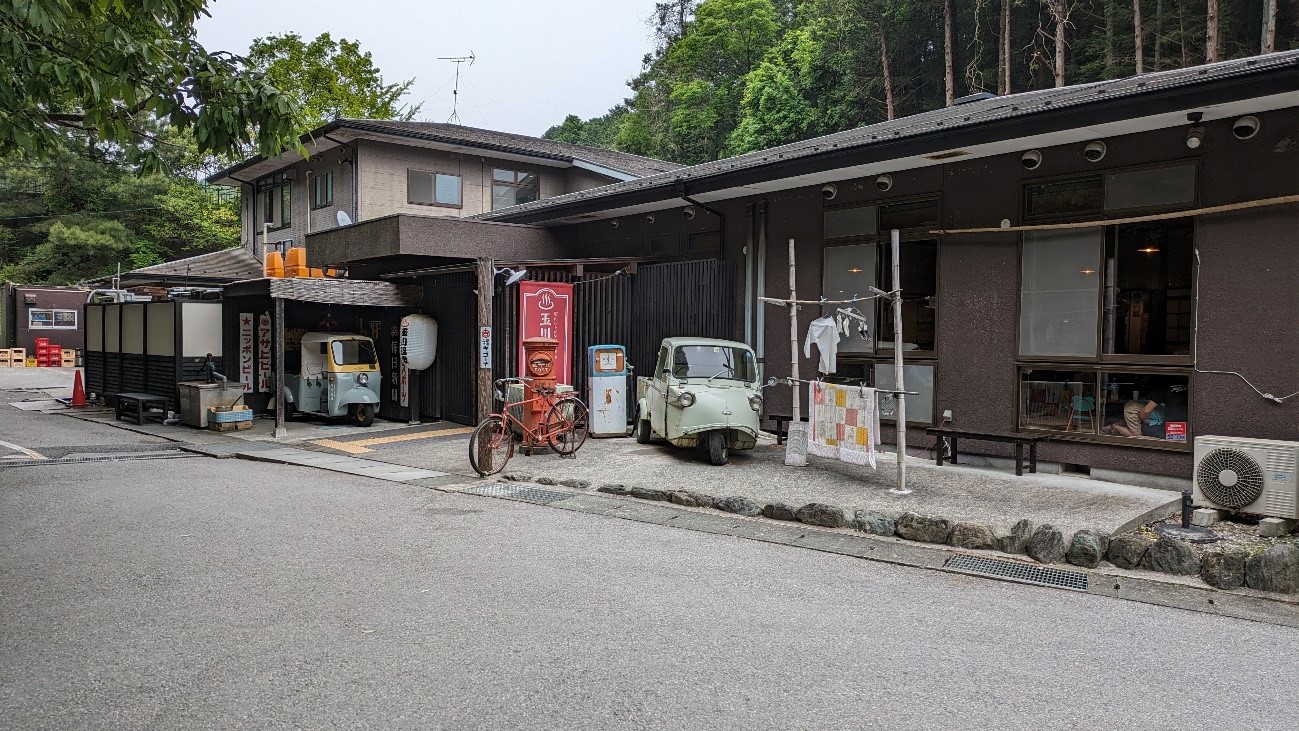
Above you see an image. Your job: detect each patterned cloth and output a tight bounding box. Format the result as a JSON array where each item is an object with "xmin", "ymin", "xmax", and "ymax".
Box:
[{"xmin": 807, "ymin": 382, "xmax": 881, "ymax": 468}]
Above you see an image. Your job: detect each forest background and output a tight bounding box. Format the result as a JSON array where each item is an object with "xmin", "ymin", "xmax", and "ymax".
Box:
[{"xmin": 3, "ymin": 1, "xmax": 1295, "ymax": 285}]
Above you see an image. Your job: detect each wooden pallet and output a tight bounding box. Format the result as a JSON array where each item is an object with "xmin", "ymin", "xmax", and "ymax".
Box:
[{"xmin": 207, "ymin": 420, "xmax": 253, "ymax": 432}]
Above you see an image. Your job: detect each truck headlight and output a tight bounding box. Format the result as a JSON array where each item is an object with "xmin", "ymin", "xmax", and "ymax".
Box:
[
  {"xmin": 357, "ymin": 373, "xmax": 369, "ymax": 386},
  {"xmin": 748, "ymin": 395, "xmax": 762, "ymax": 412},
  {"xmin": 678, "ymin": 391, "xmax": 695, "ymax": 407}
]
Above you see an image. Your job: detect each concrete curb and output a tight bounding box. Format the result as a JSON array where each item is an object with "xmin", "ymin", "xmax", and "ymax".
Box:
[{"xmin": 452, "ymin": 480, "xmax": 1299, "ymax": 628}]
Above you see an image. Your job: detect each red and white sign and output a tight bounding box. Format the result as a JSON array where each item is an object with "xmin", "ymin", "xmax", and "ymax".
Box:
[
  {"xmin": 238, "ymin": 312, "xmax": 254, "ymax": 393},
  {"xmin": 1165, "ymin": 422, "xmax": 1187, "ymax": 442},
  {"xmin": 519, "ymin": 281, "xmax": 573, "ymax": 384},
  {"xmin": 256, "ymin": 312, "xmax": 272, "ymax": 393}
]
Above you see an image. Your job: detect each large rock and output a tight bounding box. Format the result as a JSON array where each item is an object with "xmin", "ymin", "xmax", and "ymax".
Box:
[
  {"xmin": 1245, "ymin": 544, "xmax": 1299, "ymax": 594},
  {"xmin": 998, "ymin": 519, "xmax": 1034, "ymax": 555},
  {"xmin": 763, "ymin": 502, "xmax": 798, "ymax": 521},
  {"xmin": 629, "ymin": 486, "xmax": 671, "ymax": 502},
  {"xmin": 1141, "ymin": 536, "xmax": 1201, "ymax": 575},
  {"xmin": 895, "ymin": 513, "xmax": 952, "ymax": 544},
  {"xmin": 1106, "ymin": 534, "xmax": 1155, "ymax": 570},
  {"xmin": 1027, "ymin": 524, "xmax": 1066, "ymax": 564},
  {"xmin": 852, "ymin": 510, "xmax": 895, "ymax": 537},
  {"xmin": 596, "ymin": 484, "xmax": 630, "ymax": 495},
  {"xmin": 1200, "ymin": 551, "xmax": 1247, "ymax": 590},
  {"xmin": 796, "ymin": 503, "xmax": 847, "ymax": 528},
  {"xmin": 669, "ymin": 491, "xmax": 715, "ymax": 509},
  {"xmin": 1065, "ymin": 531, "xmax": 1105, "ymax": 568},
  {"xmin": 559, "ymin": 478, "xmax": 591, "ymax": 489},
  {"xmin": 715, "ymin": 496, "xmax": 763, "ymax": 517},
  {"xmin": 948, "ymin": 522, "xmax": 998, "ymax": 550}
]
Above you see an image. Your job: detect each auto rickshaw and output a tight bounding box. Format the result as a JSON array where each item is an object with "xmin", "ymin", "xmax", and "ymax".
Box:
[{"xmin": 283, "ymin": 332, "xmax": 382, "ymax": 426}]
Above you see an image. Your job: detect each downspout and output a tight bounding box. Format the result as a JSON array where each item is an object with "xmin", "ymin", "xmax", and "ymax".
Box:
[{"xmin": 676, "ymin": 179, "xmax": 726, "ymax": 260}]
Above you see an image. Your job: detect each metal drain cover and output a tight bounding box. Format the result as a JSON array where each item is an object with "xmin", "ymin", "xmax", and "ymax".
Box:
[
  {"xmin": 0, "ymin": 451, "xmax": 194, "ymax": 468},
  {"xmin": 463, "ymin": 483, "xmax": 574, "ymax": 505},
  {"xmin": 945, "ymin": 554, "xmax": 1089, "ymax": 591}
]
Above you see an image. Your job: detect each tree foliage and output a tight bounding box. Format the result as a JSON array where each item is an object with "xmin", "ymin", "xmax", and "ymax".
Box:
[
  {"xmin": 0, "ymin": 0, "xmax": 300, "ymax": 171},
  {"xmin": 549, "ymin": 0, "xmax": 1299, "ymax": 163},
  {"xmin": 246, "ymin": 32, "xmax": 422, "ymax": 135}
]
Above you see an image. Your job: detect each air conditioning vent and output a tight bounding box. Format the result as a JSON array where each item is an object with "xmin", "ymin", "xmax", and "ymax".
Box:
[{"xmin": 1193, "ymin": 436, "xmax": 1299, "ymax": 519}]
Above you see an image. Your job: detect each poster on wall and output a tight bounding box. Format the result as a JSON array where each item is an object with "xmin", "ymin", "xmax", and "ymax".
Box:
[
  {"xmin": 518, "ymin": 281, "xmax": 573, "ymax": 384},
  {"xmin": 238, "ymin": 312, "xmax": 254, "ymax": 393},
  {"xmin": 256, "ymin": 313, "xmax": 272, "ymax": 393}
]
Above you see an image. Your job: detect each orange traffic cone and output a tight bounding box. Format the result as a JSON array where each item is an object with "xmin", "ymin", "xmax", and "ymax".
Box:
[{"xmin": 71, "ymin": 369, "xmax": 87, "ymax": 408}]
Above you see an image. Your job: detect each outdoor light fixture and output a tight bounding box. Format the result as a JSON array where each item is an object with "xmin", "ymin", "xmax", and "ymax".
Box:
[
  {"xmin": 645, "ymin": 214, "xmax": 655, "ymax": 224},
  {"xmin": 493, "ymin": 267, "xmax": 529, "ymax": 286},
  {"xmin": 610, "ymin": 219, "xmax": 619, "ymax": 229},
  {"xmin": 683, "ymin": 206, "xmax": 696, "ymax": 220},
  {"xmin": 1185, "ymin": 112, "xmax": 1205, "ymax": 149}
]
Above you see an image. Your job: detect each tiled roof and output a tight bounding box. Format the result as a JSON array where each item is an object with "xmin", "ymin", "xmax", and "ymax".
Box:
[
  {"xmin": 478, "ymin": 50, "xmax": 1299, "ymax": 222},
  {"xmin": 338, "ymin": 120, "xmax": 683, "ymax": 178},
  {"xmin": 116, "ymin": 248, "xmax": 262, "ymax": 286}
]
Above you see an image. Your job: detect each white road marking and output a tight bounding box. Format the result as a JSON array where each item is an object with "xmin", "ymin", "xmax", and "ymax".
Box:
[{"xmin": 0, "ymin": 439, "xmax": 45, "ymax": 460}]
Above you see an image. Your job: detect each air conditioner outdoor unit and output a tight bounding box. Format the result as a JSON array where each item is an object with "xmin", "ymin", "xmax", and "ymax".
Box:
[{"xmin": 1193, "ymin": 436, "xmax": 1299, "ymax": 519}]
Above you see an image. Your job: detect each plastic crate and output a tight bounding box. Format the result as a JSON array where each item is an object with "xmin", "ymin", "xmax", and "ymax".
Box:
[
  {"xmin": 60, "ymin": 350, "xmax": 77, "ymax": 367},
  {"xmin": 34, "ymin": 337, "xmax": 49, "ymax": 348}
]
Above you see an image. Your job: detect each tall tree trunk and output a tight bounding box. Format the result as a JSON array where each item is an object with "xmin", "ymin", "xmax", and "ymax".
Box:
[
  {"xmin": 1179, "ymin": 2, "xmax": 1189, "ymax": 68},
  {"xmin": 1105, "ymin": 0, "xmax": 1115, "ymax": 75},
  {"xmin": 1133, "ymin": 0, "xmax": 1144, "ymax": 73},
  {"xmin": 1262, "ymin": 0, "xmax": 1278, "ymax": 53},
  {"xmin": 1154, "ymin": 0, "xmax": 1162, "ymax": 70},
  {"xmin": 1000, "ymin": 0, "xmax": 1012, "ymax": 93},
  {"xmin": 1205, "ymin": 0, "xmax": 1219, "ymax": 62},
  {"xmin": 1050, "ymin": 1, "xmax": 1068, "ymax": 87},
  {"xmin": 880, "ymin": 25, "xmax": 895, "ymax": 120},
  {"xmin": 944, "ymin": 0, "xmax": 956, "ymax": 105}
]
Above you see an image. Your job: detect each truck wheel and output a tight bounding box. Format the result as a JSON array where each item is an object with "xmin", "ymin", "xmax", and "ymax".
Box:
[
  {"xmin": 349, "ymin": 403, "xmax": 374, "ymax": 427},
  {"xmin": 635, "ymin": 413, "xmax": 652, "ymax": 444},
  {"xmin": 282, "ymin": 400, "xmax": 295, "ymax": 421},
  {"xmin": 705, "ymin": 431, "xmax": 729, "ymax": 466}
]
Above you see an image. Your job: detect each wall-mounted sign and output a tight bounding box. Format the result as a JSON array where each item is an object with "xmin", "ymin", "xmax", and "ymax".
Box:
[
  {"xmin": 479, "ymin": 326, "xmax": 492, "ymax": 369},
  {"xmin": 1165, "ymin": 422, "xmax": 1187, "ymax": 442},
  {"xmin": 238, "ymin": 312, "xmax": 254, "ymax": 392},
  {"xmin": 518, "ymin": 282, "xmax": 572, "ymax": 384},
  {"xmin": 256, "ymin": 312, "xmax": 272, "ymax": 393}
]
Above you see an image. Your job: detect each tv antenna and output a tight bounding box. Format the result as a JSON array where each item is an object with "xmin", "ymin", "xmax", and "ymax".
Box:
[{"xmin": 438, "ymin": 51, "xmax": 476, "ymax": 124}]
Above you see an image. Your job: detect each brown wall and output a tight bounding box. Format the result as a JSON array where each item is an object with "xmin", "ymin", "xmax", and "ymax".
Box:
[{"xmin": 11, "ymin": 286, "xmax": 86, "ymax": 353}]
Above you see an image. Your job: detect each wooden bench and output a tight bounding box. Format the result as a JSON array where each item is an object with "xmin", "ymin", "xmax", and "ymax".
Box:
[
  {"xmin": 767, "ymin": 414, "xmax": 808, "ymax": 445},
  {"xmin": 113, "ymin": 393, "xmax": 169, "ymax": 426},
  {"xmin": 924, "ymin": 427, "xmax": 1053, "ymax": 477}
]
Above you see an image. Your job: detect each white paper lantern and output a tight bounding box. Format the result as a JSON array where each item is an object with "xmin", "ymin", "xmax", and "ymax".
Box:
[{"xmin": 400, "ymin": 315, "xmax": 438, "ymax": 370}]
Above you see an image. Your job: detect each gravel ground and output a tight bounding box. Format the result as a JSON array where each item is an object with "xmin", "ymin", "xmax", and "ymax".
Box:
[{"xmin": 1146, "ymin": 513, "xmax": 1299, "ymax": 557}]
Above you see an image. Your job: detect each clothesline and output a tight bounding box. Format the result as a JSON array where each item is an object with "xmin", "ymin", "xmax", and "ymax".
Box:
[
  {"xmin": 759, "ymin": 290, "xmax": 898, "ymax": 307},
  {"xmin": 763, "ymin": 376, "xmax": 916, "ymax": 395}
]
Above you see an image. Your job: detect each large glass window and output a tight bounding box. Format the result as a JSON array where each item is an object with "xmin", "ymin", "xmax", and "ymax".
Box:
[
  {"xmin": 1020, "ymin": 368, "xmax": 1190, "ymax": 441},
  {"xmin": 1019, "ymin": 368, "xmax": 1098, "ymax": 433},
  {"xmin": 824, "ymin": 205, "xmax": 877, "ymax": 240},
  {"xmin": 491, "ymin": 168, "xmax": 540, "ymax": 210},
  {"xmin": 1019, "ymin": 229, "xmax": 1103, "ymax": 357},
  {"xmin": 822, "ymin": 244, "xmax": 877, "ymax": 355},
  {"xmin": 1103, "ymin": 222, "xmax": 1194, "ymax": 356},
  {"xmin": 875, "ymin": 363, "xmax": 935, "ymax": 425},
  {"xmin": 408, "ymin": 170, "xmax": 462, "ymax": 207},
  {"xmin": 1025, "ymin": 164, "xmax": 1197, "ymax": 221},
  {"xmin": 879, "ymin": 241, "xmax": 938, "ymax": 353}
]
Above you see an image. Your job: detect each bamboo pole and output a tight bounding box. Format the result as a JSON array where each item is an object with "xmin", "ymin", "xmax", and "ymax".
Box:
[
  {"xmin": 886, "ymin": 229, "xmax": 910, "ymax": 495},
  {"xmin": 785, "ymin": 238, "xmax": 806, "ymax": 467},
  {"xmin": 930, "ymin": 194, "xmax": 1299, "ymax": 235}
]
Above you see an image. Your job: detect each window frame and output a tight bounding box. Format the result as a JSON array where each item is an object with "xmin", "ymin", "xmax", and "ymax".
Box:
[
  {"xmin": 407, "ymin": 169, "xmax": 463, "ymax": 209},
  {"xmin": 1015, "ymin": 365, "xmax": 1193, "ymax": 451},
  {"xmin": 1021, "ymin": 160, "xmax": 1200, "ymax": 224},
  {"xmin": 256, "ymin": 171, "xmax": 293, "ymax": 230},
  {"xmin": 490, "ymin": 167, "xmax": 541, "ymax": 211},
  {"xmin": 311, "ymin": 170, "xmax": 334, "ymax": 210},
  {"xmin": 28, "ymin": 308, "xmax": 78, "ymax": 329}
]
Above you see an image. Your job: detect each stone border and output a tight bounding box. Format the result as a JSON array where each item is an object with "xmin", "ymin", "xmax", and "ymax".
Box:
[{"xmin": 500, "ymin": 473, "xmax": 1299, "ymax": 599}]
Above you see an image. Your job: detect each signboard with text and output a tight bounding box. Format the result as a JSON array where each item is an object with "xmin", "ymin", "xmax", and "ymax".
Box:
[
  {"xmin": 238, "ymin": 313, "xmax": 254, "ymax": 392},
  {"xmin": 518, "ymin": 281, "xmax": 573, "ymax": 384},
  {"xmin": 1165, "ymin": 422, "xmax": 1187, "ymax": 442}
]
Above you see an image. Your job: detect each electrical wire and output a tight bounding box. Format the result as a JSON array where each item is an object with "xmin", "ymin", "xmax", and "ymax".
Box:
[
  {"xmin": 0, "ymin": 206, "xmax": 163, "ymax": 221},
  {"xmin": 1192, "ymin": 249, "xmax": 1296, "ymax": 404}
]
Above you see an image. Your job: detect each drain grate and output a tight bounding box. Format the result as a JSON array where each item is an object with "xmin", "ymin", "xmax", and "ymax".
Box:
[
  {"xmin": 945, "ymin": 554, "xmax": 1089, "ymax": 591},
  {"xmin": 462, "ymin": 483, "xmax": 574, "ymax": 505},
  {"xmin": 0, "ymin": 451, "xmax": 195, "ymax": 468}
]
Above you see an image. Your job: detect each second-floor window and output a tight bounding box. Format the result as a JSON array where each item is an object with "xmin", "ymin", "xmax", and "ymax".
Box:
[
  {"xmin": 311, "ymin": 171, "xmax": 333, "ymax": 209},
  {"xmin": 258, "ymin": 172, "xmax": 291, "ymax": 229},
  {"xmin": 408, "ymin": 169, "xmax": 462, "ymax": 208},
  {"xmin": 491, "ymin": 168, "xmax": 540, "ymax": 210}
]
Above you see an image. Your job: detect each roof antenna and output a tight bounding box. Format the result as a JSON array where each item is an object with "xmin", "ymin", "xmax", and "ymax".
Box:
[{"xmin": 438, "ymin": 51, "xmax": 476, "ymax": 124}]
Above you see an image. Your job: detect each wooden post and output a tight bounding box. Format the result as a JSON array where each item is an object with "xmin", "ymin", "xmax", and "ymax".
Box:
[
  {"xmin": 784, "ymin": 238, "xmax": 807, "ymax": 467},
  {"xmin": 887, "ymin": 229, "xmax": 910, "ymax": 494},
  {"xmin": 273, "ymin": 296, "xmax": 286, "ymax": 439},
  {"xmin": 475, "ymin": 257, "xmax": 494, "ymax": 423}
]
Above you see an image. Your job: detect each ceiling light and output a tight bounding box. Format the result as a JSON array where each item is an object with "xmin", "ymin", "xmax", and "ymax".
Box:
[
  {"xmin": 1139, "ymin": 247, "xmax": 1160, "ymax": 253},
  {"xmin": 1080, "ymin": 268, "xmax": 1096, "ymax": 275},
  {"xmin": 848, "ymin": 267, "xmax": 863, "ymax": 273}
]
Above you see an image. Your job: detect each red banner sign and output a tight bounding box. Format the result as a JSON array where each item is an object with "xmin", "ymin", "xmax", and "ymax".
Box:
[{"xmin": 518, "ymin": 281, "xmax": 573, "ymax": 384}]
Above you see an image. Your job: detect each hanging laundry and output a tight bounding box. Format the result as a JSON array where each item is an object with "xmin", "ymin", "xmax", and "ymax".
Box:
[
  {"xmin": 808, "ymin": 381, "xmax": 881, "ymax": 468},
  {"xmin": 803, "ymin": 316, "xmax": 840, "ymax": 374}
]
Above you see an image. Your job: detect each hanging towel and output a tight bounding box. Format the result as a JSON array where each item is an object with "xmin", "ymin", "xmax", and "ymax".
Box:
[{"xmin": 803, "ymin": 316, "xmax": 840, "ymax": 374}]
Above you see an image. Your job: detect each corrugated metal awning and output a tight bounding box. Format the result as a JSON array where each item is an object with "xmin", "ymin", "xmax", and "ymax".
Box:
[{"xmin": 224, "ymin": 278, "xmax": 422, "ymax": 307}]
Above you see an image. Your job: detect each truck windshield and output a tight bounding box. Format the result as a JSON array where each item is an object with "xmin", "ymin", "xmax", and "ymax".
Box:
[
  {"xmin": 672, "ymin": 345, "xmax": 756, "ymax": 382},
  {"xmin": 331, "ymin": 339, "xmax": 378, "ymax": 367}
]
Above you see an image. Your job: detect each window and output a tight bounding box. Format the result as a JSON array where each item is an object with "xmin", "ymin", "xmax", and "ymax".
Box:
[
  {"xmin": 491, "ymin": 168, "xmax": 540, "ymax": 210},
  {"xmin": 1020, "ymin": 368, "xmax": 1190, "ymax": 442},
  {"xmin": 1024, "ymin": 164, "xmax": 1197, "ymax": 221},
  {"xmin": 687, "ymin": 231, "xmax": 720, "ymax": 252},
  {"xmin": 331, "ymin": 339, "xmax": 378, "ymax": 367},
  {"xmin": 671, "ymin": 345, "xmax": 757, "ymax": 382},
  {"xmin": 311, "ymin": 171, "xmax": 333, "ymax": 209},
  {"xmin": 1019, "ymin": 229, "xmax": 1103, "ymax": 357},
  {"xmin": 29, "ymin": 309, "xmax": 78, "ymax": 329},
  {"xmin": 1104, "ymin": 223, "xmax": 1194, "ymax": 357},
  {"xmin": 874, "ymin": 363, "xmax": 935, "ymax": 425},
  {"xmin": 257, "ymin": 172, "xmax": 292, "ymax": 229},
  {"xmin": 408, "ymin": 170, "xmax": 462, "ymax": 208},
  {"xmin": 824, "ymin": 205, "xmax": 877, "ymax": 240},
  {"xmin": 879, "ymin": 241, "xmax": 938, "ymax": 353},
  {"xmin": 822, "ymin": 245, "xmax": 877, "ymax": 354}
]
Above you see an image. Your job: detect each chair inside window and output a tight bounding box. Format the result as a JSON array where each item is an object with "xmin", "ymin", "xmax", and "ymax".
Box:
[{"xmin": 1067, "ymin": 395, "xmax": 1095, "ymax": 433}]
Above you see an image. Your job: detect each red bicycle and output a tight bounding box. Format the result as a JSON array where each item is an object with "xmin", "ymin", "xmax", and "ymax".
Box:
[{"xmin": 469, "ymin": 377, "xmax": 590, "ymax": 476}]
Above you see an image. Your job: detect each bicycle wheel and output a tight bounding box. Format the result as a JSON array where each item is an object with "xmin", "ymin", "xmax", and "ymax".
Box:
[
  {"xmin": 469, "ymin": 415, "xmax": 513, "ymax": 476},
  {"xmin": 545, "ymin": 398, "xmax": 589, "ymax": 455}
]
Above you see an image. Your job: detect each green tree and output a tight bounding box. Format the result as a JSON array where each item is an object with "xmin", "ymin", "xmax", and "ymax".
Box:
[
  {"xmin": 0, "ymin": 0, "xmax": 299, "ymax": 170},
  {"xmin": 542, "ymin": 106, "xmax": 630, "ymax": 149},
  {"xmin": 247, "ymin": 32, "xmax": 422, "ymax": 134}
]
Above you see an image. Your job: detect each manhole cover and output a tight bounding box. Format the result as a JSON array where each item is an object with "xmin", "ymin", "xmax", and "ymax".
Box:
[
  {"xmin": 944, "ymin": 554, "xmax": 1089, "ymax": 591},
  {"xmin": 462, "ymin": 483, "xmax": 574, "ymax": 505}
]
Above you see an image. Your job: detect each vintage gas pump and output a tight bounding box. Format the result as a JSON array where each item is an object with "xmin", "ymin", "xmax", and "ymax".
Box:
[
  {"xmin": 587, "ymin": 344, "xmax": 628, "ymax": 437},
  {"xmin": 520, "ymin": 337, "xmax": 559, "ymax": 447}
]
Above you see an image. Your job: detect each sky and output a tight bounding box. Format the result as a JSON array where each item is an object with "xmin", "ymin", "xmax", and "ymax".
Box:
[{"xmin": 196, "ymin": 0, "xmax": 660, "ymax": 137}]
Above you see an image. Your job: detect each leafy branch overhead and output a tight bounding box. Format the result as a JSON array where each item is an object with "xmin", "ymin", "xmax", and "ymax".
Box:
[{"xmin": 0, "ymin": 0, "xmax": 300, "ymax": 170}]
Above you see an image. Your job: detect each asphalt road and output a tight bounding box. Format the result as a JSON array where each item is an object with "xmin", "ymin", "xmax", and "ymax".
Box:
[{"xmin": 3, "ymin": 405, "xmax": 1299, "ymax": 730}]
